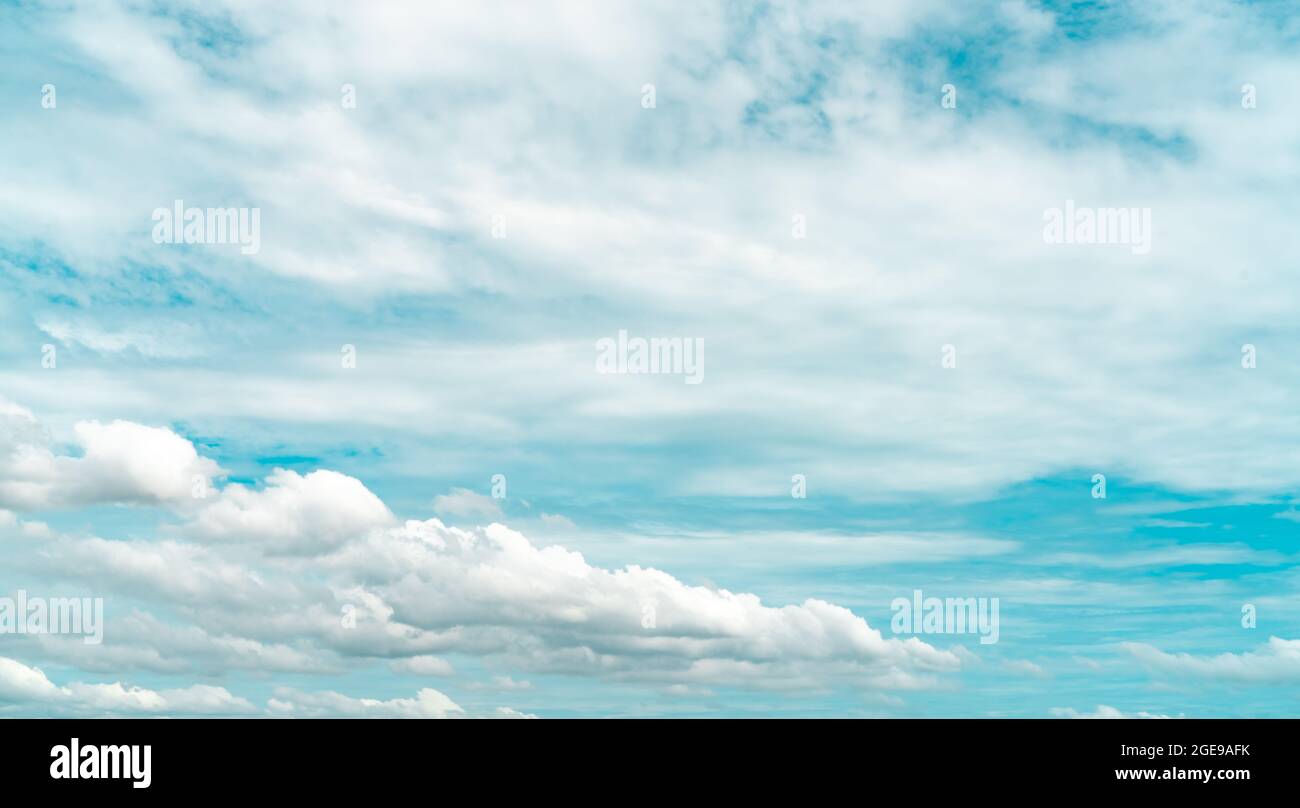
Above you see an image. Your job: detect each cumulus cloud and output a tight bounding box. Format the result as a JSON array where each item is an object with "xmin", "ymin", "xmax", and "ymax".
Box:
[
  {"xmin": 0, "ymin": 401, "xmax": 222, "ymax": 511},
  {"xmin": 0, "ymin": 656, "xmax": 64, "ymax": 702},
  {"xmin": 15, "ymin": 460, "xmax": 962, "ymax": 696},
  {"xmin": 73, "ymin": 517, "xmax": 960, "ymax": 692},
  {"xmin": 316, "ymin": 519, "xmax": 962, "ymax": 690},
  {"xmin": 188, "ymin": 468, "xmax": 395, "ymax": 553},
  {"xmin": 0, "ymin": 656, "xmax": 256, "ymax": 715}
]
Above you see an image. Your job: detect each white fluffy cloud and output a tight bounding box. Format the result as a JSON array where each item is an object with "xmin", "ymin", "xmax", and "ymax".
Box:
[
  {"xmin": 0, "ymin": 399, "xmax": 221, "ymax": 510},
  {"xmin": 0, "ymin": 656, "xmax": 256, "ymax": 715},
  {"xmin": 188, "ymin": 468, "xmax": 395, "ymax": 553},
  {"xmin": 11, "ymin": 448, "xmax": 962, "ymax": 695},
  {"xmin": 324, "ymin": 519, "xmax": 960, "ymax": 690},
  {"xmin": 0, "ymin": 656, "xmax": 64, "ymax": 702},
  {"xmin": 61, "ymin": 518, "xmax": 960, "ymax": 692}
]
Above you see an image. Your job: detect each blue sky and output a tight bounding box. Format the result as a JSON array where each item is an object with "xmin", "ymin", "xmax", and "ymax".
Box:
[{"xmin": 1, "ymin": 0, "xmax": 1299, "ymax": 717}]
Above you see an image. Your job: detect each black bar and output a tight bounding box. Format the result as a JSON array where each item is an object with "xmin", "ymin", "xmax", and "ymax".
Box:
[{"xmin": 3, "ymin": 718, "xmax": 1287, "ymax": 795}]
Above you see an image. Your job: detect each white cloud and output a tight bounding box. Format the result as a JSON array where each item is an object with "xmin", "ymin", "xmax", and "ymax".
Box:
[
  {"xmin": 267, "ymin": 686, "xmax": 464, "ymax": 719},
  {"xmin": 14, "ymin": 462, "xmax": 963, "ymax": 695},
  {"xmin": 189, "ymin": 469, "xmax": 395, "ymax": 553},
  {"xmin": 492, "ymin": 706, "xmax": 538, "ymax": 719},
  {"xmin": 66, "ymin": 681, "xmax": 256, "ymax": 714},
  {"xmin": 389, "ymin": 655, "xmax": 454, "ymax": 677},
  {"xmin": 0, "ymin": 657, "xmax": 64, "ymax": 702},
  {"xmin": 46, "ymin": 537, "xmax": 293, "ymax": 608},
  {"xmin": 1050, "ymin": 705, "xmax": 1179, "ymax": 719},
  {"xmin": 71, "ymin": 420, "xmax": 221, "ymax": 504},
  {"xmin": 0, "ymin": 656, "xmax": 256, "ymax": 715},
  {"xmin": 0, "ymin": 655, "xmax": 494, "ymax": 717},
  {"xmin": 28, "ymin": 611, "xmax": 330, "ymax": 676},
  {"xmin": 265, "ymin": 684, "xmax": 535, "ymax": 719},
  {"xmin": 316, "ymin": 519, "xmax": 963, "ymax": 690},
  {"xmin": 0, "ymin": 401, "xmax": 222, "ymax": 510},
  {"xmin": 1124, "ymin": 637, "xmax": 1300, "ymax": 683}
]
